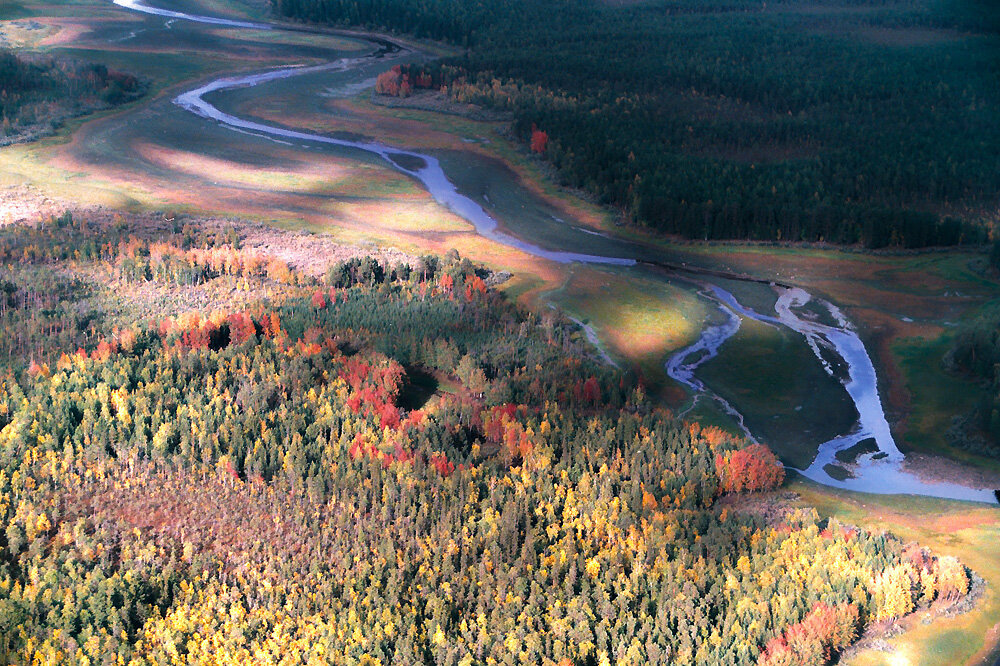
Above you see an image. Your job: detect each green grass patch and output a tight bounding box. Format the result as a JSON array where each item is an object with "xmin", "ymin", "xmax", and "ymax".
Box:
[
  {"xmin": 910, "ymin": 628, "xmax": 985, "ymax": 666},
  {"xmin": 699, "ymin": 316, "xmax": 858, "ymax": 469},
  {"xmin": 498, "ymin": 272, "xmax": 544, "ymax": 303},
  {"xmin": 432, "ymin": 374, "xmax": 460, "ymax": 396},
  {"xmin": 146, "ymin": 0, "xmax": 259, "ymax": 20},
  {"xmin": 893, "ymin": 333, "xmax": 1000, "ymax": 472},
  {"xmin": 552, "ymin": 270, "xmax": 707, "ymax": 355},
  {"xmin": 683, "ymin": 398, "xmax": 746, "ymax": 438},
  {"xmin": 55, "ymin": 46, "xmax": 233, "ymax": 88},
  {"xmin": 711, "ymin": 277, "xmax": 779, "ymax": 316},
  {"xmin": 923, "ymin": 252, "xmax": 997, "ymax": 291},
  {"xmin": 213, "ymin": 27, "xmax": 367, "ymax": 51},
  {"xmin": 548, "ymin": 268, "xmax": 709, "ymax": 398},
  {"xmin": 835, "ymin": 437, "xmax": 878, "ymax": 464}
]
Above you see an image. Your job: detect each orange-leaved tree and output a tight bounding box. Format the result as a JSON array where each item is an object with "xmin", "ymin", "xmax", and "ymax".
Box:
[{"xmin": 715, "ymin": 442, "xmax": 785, "ymax": 493}]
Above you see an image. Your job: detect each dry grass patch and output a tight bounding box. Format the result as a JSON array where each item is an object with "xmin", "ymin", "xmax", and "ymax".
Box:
[
  {"xmin": 0, "ymin": 18, "xmax": 55, "ymax": 46},
  {"xmin": 342, "ymin": 95, "xmax": 612, "ymax": 232},
  {"xmin": 134, "ymin": 142, "xmax": 368, "ymax": 194},
  {"xmin": 0, "ymin": 183, "xmax": 67, "ymax": 225},
  {"xmin": 211, "ymin": 26, "xmax": 366, "ymax": 51},
  {"xmin": 238, "ymin": 222, "xmax": 416, "ymax": 279}
]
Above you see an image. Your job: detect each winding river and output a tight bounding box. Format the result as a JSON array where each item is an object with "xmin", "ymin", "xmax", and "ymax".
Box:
[
  {"xmin": 666, "ymin": 284, "xmax": 997, "ymax": 503},
  {"xmin": 111, "ymin": 0, "xmax": 997, "ymax": 504}
]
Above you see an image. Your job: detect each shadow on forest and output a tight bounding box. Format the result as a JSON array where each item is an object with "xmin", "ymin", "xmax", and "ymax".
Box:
[{"xmin": 399, "ymin": 365, "xmax": 439, "ymax": 410}]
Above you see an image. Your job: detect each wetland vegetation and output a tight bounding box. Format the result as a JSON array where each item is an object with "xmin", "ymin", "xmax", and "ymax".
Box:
[
  {"xmin": 1, "ymin": 0, "xmax": 999, "ymax": 663},
  {"xmin": 946, "ymin": 304, "xmax": 1000, "ymax": 458},
  {"xmin": 0, "ymin": 48, "xmax": 142, "ymax": 145}
]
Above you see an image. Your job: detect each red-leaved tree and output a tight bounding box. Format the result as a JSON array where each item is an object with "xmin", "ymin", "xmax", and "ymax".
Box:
[
  {"xmin": 716, "ymin": 443, "xmax": 785, "ymax": 493},
  {"xmin": 530, "ymin": 124, "xmax": 549, "ymax": 153},
  {"xmin": 759, "ymin": 602, "xmax": 858, "ymax": 666}
]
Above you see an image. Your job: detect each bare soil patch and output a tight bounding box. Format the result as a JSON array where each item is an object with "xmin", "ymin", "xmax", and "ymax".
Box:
[
  {"xmin": 902, "ymin": 453, "xmax": 1000, "ymax": 496},
  {"xmin": 719, "ymin": 490, "xmax": 802, "ymax": 526},
  {"xmin": 0, "ymin": 183, "xmax": 67, "ymax": 225},
  {"xmin": 238, "ymin": 223, "xmax": 415, "ymax": 278}
]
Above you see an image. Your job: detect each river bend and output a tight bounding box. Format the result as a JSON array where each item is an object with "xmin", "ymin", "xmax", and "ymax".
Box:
[{"xmin": 111, "ymin": 0, "xmax": 997, "ymax": 504}]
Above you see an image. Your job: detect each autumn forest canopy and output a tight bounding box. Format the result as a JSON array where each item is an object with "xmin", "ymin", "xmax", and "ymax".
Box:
[
  {"xmin": 0, "ymin": 215, "xmax": 976, "ymax": 664},
  {"xmin": 275, "ymin": 0, "xmax": 1000, "ymax": 248},
  {"xmin": 0, "ymin": 0, "xmax": 994, "ymax": 662}
]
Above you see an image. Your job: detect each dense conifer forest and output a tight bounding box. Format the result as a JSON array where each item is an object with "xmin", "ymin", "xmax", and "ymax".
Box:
[
  {"xmin": 947, "ymin": 305, "xmax": 1000, "ymax": 457},
  {"xmin": 272, "ymin": 0, "xmax": 1000, "ymax": 248},
  {"xmin": 0, "ymin": 215, "xmax": 974, "ymax": 663}
]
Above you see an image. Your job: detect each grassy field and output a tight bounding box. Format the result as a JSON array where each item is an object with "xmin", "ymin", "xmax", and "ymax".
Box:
[
  {"xmin": 607, "ymin": 239, "xmax": 1000, "ymax": 466},
  {"xmin": 543, "ymin": 265, "xmax": 709, "ymax": 397},
  {"xmin": 894, "ymin": 332, "xmax": 1000, "ymax": 473}
]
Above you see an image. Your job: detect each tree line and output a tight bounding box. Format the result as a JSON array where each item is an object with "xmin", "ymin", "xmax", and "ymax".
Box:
[
  {"xmin": 947, "ymin": 305, "xmax": 1000, "ymax": 456},
  {"xmin": 1, "ymin": 50, "xmax": 142, "ymax": 143}
]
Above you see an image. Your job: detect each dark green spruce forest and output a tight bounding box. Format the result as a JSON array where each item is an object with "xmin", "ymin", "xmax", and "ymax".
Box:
[{"xmin": 274, "ymin": 0, "xmax": 1000, "ymax": 248}]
